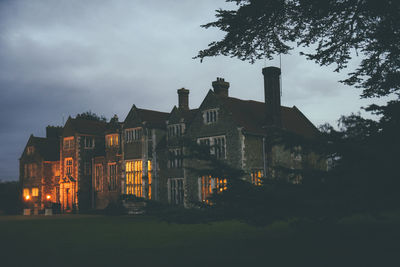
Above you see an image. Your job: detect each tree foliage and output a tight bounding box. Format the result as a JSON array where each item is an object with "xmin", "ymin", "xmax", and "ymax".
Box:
[
  {"xmin": 197, "ymin": 0, "xmax": 400, "ymax": 98},
  {"xmin": 76, "ymin": 111, "xmax": 107, "ymax": 122}
]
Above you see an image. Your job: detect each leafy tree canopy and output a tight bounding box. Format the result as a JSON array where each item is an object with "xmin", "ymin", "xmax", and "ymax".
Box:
[
  {"xmin": 75, "ymin": 111, "xmax": 107, "ymax": 122},
  {"xmin": 196, "ymin": 0, "xmax": 400, "ymax": 98}
]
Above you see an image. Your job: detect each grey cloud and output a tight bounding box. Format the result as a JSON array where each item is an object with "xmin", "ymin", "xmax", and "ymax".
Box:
[{"xmin": 0, "ymin": 0, "xmax": 374, "ymax": 181}]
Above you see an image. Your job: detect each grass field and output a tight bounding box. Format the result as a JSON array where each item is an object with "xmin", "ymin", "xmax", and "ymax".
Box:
[{"xmin": 0, "ymin": 214, "xmax": 399, "ymax": 267}]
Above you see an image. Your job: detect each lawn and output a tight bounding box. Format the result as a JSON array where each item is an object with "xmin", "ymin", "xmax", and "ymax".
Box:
[{"xmin": 0, "ymin": 214, "xmax": 399, "ymax": 267}]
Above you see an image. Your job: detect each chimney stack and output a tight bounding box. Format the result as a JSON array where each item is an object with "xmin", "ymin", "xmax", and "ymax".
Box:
[
  {"xmin": 262, "ymin": 67, "xmax": 281, "ymax": 127},
  {"xmin": 177, "ymin": 88, "xmax": 189, "ymax": 110},
  {"xmin": 212, "ymin": 77, "xmax": 229, "ymax": 97}
]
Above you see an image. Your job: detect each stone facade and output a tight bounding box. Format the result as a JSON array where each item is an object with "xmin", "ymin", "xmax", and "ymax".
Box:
[{"xmin": 20, "ymin": 67, "xmax": 325, "ymax": 212}]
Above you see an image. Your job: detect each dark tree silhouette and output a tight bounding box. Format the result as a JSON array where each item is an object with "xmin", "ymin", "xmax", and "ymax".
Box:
[
  {"xmin": 196, "ymin": 0, "xmax": 400, "ymax": 98},
  {"xmin": 76, "ymin": 111, "xmax": 107, "ymax": 122}
]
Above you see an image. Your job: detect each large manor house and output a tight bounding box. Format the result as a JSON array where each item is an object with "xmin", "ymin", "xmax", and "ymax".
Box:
[{"xmin": 20, "ymin": 67, "xmax": 324, "ymax": 212}]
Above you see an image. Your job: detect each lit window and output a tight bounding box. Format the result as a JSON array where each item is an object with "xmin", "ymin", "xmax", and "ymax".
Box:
[
  {"xmin": 106, "ymin": 134, "xmax": 119, "ymax": 148},
  {"xmin": 65, "ymin": 158, "xmax": 73, "ymax": 176},
  {"xmin": 168, "ymin": 124, "xmax": 184, "ymax": 138},
  {"xmin": 31, "ymin": 187, "xmax": 39, "ymax": 197},
  {"xmin": 203, "ymin": 109, "xmax": 218, "ymax": 124},
  {"xmin": 126, "ymin": 160, "xmax": 152, "ymax": 198},
  {"xmin": 23, "ymin": 188, "xmax": 29, "ymax": 197},
  {"xmin": 169, "ymin": 178, "xmax": 184, "ymax": 205},
  {"xmin": 108, "ymin": 163, "xmax": 117, "ymax": 191},
  {"xmin": 197, "ymin": 136, "xmax": 226, "ymax": 159},
  {"xmin": 200, "ymin": 176, "xmax": 227, "ymax": 202},
  {"xmin": 125, "ymin": 128, "xmax": 142, "ymax": 143},
  {"xmin": 251, "ymin": 170, "xmax": 264, "ymax": 186},
  {"xmin": 27, "ymin": 146, "xmax": 34, "ymax": 155},
  {"xmin": 63, "ymin": 137, "xmax": 74, "ymax": 150},
  {"xmin": 83, "ymin": 136, "xmax": 94, "ymax": 149},
  {"xmin": 95, "ymin": 164, "xmax": 103, "ymax": 192},
  {"xmin": 148, "ymin": 161, "xmax": 152, "ymax": 199},
  {"xmin": 168, "ymin": 148, "xmax": 183, "ymax": 168}
]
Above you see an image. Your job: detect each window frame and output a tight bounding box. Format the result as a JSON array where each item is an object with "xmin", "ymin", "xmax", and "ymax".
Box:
[
  {"xmin": 83, "ymin": 136, "xmax": 95, "ymax": 149},
  {"xmin": 168, "ymin": 178, "xmax": 184, "ymax": 205},
  {"xmin": 64, "ymin": 158, "xmax": 73, "ymax": 177},
  {"xmin": 125, "ymin": 128, "xmax": 143, "ymax": 143},
  {"xmin": 63, "ymin": 137, "xmax": 75, "ymax": 150},
  {"xmin": 106, "ymin": 134, "xmax": 119, "ymax": 148},
  {"xmin": 26, "ymin": 146, "xmax": 34, "ymax": 155},
  {"xmin": 203, "ymin": 109, "xmax": 219, "ymax": 124},
  {"xmin": 94, "ymin": 164, "xmax": 103, "ymax": 192},
  {"xmin": 108, "ymin": 163, "xmax": 117, "ymax": 191},
  {"xmin": 197, "ymin": 135, "xmax": 226, "ymax": 159}
]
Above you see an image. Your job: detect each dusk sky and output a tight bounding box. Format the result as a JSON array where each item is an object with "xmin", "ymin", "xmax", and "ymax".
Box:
[{"xmin": 0, "ymin": 0, "xmax": 386, "ymax": 181}]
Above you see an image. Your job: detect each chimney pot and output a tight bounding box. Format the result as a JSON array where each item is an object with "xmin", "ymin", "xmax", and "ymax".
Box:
[{"xmin": 212, "ymin": 78, "xmax": 229, "ymax": 97}]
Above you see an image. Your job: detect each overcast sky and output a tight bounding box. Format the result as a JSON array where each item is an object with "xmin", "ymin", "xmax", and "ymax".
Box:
[{"xmin": 0, "ymin": 0, "xmax": 386, "ymax": 181}]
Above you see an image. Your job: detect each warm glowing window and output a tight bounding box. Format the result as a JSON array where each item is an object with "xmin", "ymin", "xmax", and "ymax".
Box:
[
  {"xmin": 126, "ymin": 160, "xmax": 152, "ymax": 198},
  {"xmin": 95, "ymin": 164, "xmax": 103, "ymax": 191},
  {"xmin": 23, "ymin": 188, "xmax": 29, "ymax": 197},
  {"xmin": 169, "ymin": 178, "xmax": 184, "ymax": 205},
  {"xmin": 63, "ymin": 137, "xmax": 74, "ymax": 150},
  {"xmin": 125, "ymin": 128, "xmax": 142, "ymax": 143},
  {"xmin": 108, "ymin": 163, "xmax": 117, "ymax": 191},
  {"xmin": 31, "ymin": 187, "xmax": 39, "ymax": 197},
  {"xmin": 251, "ymin": 170, "xmax": 264, "ymax": 186},
  {"xmin": 200, "ymin": 176, "xmax": 227, "ymax": 202},
  {"xmin": 168, "ymin": 124, "xmax": 184, "ymax": 138},
  {"xmin": 147, "ymin": 160, "xmax": 152, "ymax": 200},
  {"xmin": 197, "ymin": 136, "xmax": 226, "ymax": 159},
  {"xmin": 106, "ymin": 134, "xmax": 119, "ymax": 148},
  {"xmin": 83, "ymin": 136, "xmax": 94, "ymax": 149},
  {"xmin": 65, "ymin": 158, "xmax": 73, "ymax": 176},
  {"xmin": 168, "ymin": 148, "xmax": 183, "ymax": 168},
  {"xmin": 27, "ymin": 146, "xmax": 34, "ymax": 155},
  {"xmin": 126, "ymin": 160, "xmax": 142, "ymax": 197},
  {"xmin": 203, "ymin": 109, "xmax": 218, "ymax": 124}
]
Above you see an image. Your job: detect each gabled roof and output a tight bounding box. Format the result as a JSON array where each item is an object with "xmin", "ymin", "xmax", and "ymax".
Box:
[
  {"xmin": 124, "ymin": 105, "xmax": 169, "ymax": 129},
  {"xmin": 63, "ymin": 117, "xmax": 107, "ymax": 136},
  {"xmin": 167, "ymin": 106, "xmax": 199, "ymax": 125},
  {"xmin": 23, "ymin": 135, "xmax": 60, "ymax": 161},
  {"xmin": 220, "ymin": 96, "xmax": 319, "ymax": 138}
]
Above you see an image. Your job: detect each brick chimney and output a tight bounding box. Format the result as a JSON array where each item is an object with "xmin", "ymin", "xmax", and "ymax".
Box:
[
  {"xmin": 177, "ymin": 88, "xmax": 189, "ymax": 110},
  {"xmin": 212, "ymin": 77, "xmax": 229, "ymax": 97},
  {"xmin": 262, "ymin": 67, "xmax": 281, "ymax": 127}
]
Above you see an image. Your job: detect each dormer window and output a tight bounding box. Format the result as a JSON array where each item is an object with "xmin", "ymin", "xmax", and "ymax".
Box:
[
  {"xmin": 83, "ymin": 136, "xmax": 95, "ymax": 149},
  {"xmin": 27, "ymin": 146, "xmax": 34, "ymax": 155},
  {"xmin": 63, "ymin": 137, "xmax": 74, "ymax": 150},
  {"xmin": 106, "ymin": 134, "xmax": 119, "ymax": 148},
  {"xmin": 203, "ymin": 109, "xmax": 218, "ymax": 124},
  {"xmin": 168, "ymin": 123, "xmax": 184, "ymax": 138},
  {"xmin": 125, "ymin": 128, "xmax": 142, "ymax": 143}
]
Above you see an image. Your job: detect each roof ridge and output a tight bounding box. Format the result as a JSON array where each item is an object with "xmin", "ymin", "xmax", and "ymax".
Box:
[
  {"xmin": 225, "ymin": 96, "xmax": 292, "ymax": 109},
  {"xmin": 136, "ymin": 107, "xmax": 169, "ymax": 114}
]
